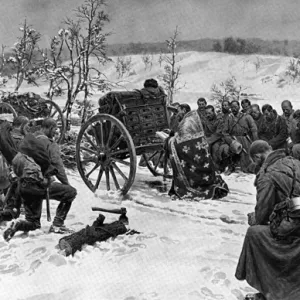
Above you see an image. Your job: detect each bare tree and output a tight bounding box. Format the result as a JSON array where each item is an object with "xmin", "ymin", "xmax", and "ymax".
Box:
[
  {"xmin": 0, "ymin": 45, "xmax": 6, "ymax": 73},
  {"xmin": 285, "ymin": 58, "xmax": 300, "ymax": 83},
  {"xmin": 253, "ymin": 56, "xmax": 262, "ymax": 73},
  {"xmin": 0, "ymin": 45, "xmax": 8, "ymax": 89},
  {"xmin": 159, "ymin": 27, "xmax": 184, "ymax": 104},
  {"xmin": 158, "ymin": 52, "xmax": 163, "ymax": 67},
  {"xmin": 211, "ymin": 76, "xmax": 248, "ymax": 110},
  {"xmin": 39, "ymin": 0, "xmax": 111, "ymax": 128},
  {"xmin": 39, "ymin": 33, "xmax": 66, "ymax": 100},
  {"xmin": 7, "ymin": 20, "xmax": 41, "ymax": 91},
  {"xmin": 114, "ymin": 56, "xmax": 132, "ymax": 78},
  {"xmin": 142, "ymin": 53, "xmax": 153, "ymax": 70}
]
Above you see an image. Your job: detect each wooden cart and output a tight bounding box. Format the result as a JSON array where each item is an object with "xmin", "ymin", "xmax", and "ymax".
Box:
[
  {"xmin": 0, "ymin": 92, "xmax": 66, "ymax": 143},
  {"xmin": 76, "ymin": 89, "xmax": 172, "ymax": 195}
]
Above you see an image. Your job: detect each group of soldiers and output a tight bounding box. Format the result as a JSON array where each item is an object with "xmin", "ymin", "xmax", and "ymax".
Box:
[{"xmin": 169, "ymin": 97, "xmax": 300, "ymax": 174}]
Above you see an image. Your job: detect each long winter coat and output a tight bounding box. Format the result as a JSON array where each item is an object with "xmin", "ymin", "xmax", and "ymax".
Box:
[
  {"xmin": 223, "ymin": 112, "xmax": 258, "ymax": 172},
  {"xmin": 236, "ymin": 150, "xmax": 300, "ymax": 300},
  {"xmin": 258, "ymin": 112, "xmax": 288, "ymax": 150}
]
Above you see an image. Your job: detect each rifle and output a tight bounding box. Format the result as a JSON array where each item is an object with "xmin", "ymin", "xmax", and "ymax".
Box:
[
  {"xmin": 46, "ymin": 186, "xmax": 51, "ymax": 222},
  {"xmin": 44, "ymin": 168, "xmax": 58, "ymax": 222}
]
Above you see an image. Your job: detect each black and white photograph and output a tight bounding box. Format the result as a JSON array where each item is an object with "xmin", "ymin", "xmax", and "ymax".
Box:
[{"xmin": 0, "ymin": 1, "xmax": 299, "ymax": 299}]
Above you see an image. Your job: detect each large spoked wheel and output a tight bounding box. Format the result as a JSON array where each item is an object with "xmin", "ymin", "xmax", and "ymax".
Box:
[
  {"xmin": 142, "ymin": 150, "xmax": 172, "ymax": 179},
  {"xmin": 76, "ymin": 114, "xmax": 137, "ymax": 195},
  {"xmin": 29, "ymin": 100, "xmax": 66, "ymax": 144},
  {"xmin": 0, "ymin": 102, "xmax": 17, "ymax": 119}
]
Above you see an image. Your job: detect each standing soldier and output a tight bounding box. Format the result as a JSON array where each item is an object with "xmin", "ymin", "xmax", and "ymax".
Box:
[
  {"xmin": 197, "ymin": 97, "xmax": 207, "ymax": 125},
  {"xmin": 223, "ymin": 100, "xmax": 258, "ymax": 172},
  {"xmin": 250, "ymin": 104, "xmax": 264, "ymax": 130},
  {"xmin": 241, "ymin": 99, "xmax": 252, "ymax": 114},
  {"xmin": 281, "ymin": 100, "xmax": 294, "ymax": 136},
  {"xmin": 217, "ymin": 100, "xmax": 231, "ymax": 123},
  {"xmin": 203, "ymin": 105, "xmax": 224, "ymax": 168},
  {"xmin": 260, "ymin": 104, "xmax": 288, "ymax": 150}
]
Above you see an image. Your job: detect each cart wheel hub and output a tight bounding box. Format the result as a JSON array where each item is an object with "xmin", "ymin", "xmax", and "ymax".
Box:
[{"xmin": 98, "ymin": 152, "xmax": 106, "ymax": 161}]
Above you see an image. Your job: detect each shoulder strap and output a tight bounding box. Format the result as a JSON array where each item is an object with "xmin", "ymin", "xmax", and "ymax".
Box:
[{"xmin": 229, "ymin": 113, "xmax": 245, "ymax": 135}]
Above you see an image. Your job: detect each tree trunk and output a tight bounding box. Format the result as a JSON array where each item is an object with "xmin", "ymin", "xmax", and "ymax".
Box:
[
  {"xmin": 58, "ymin": 215, "xmax": 127, "ymax": 257},
  {"xmin": 47, "ymin": 79, "xmax": 54, "ymax": 100},
  {"xmin": 81, "ymin": 86, "xmax": 89, "ymax": 125},
  {"xmin": 64, "ymin": 93, "xmax": 77, "ymax": 131},
  {"xmin": 15, "ymin": 73, "xmax": 24, "ymax": 92}
]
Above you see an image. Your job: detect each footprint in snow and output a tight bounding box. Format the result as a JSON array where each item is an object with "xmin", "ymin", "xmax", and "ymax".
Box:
[
  {"xmin": 48, "ymin": 254, "xmax": 67, "ymax": 267},
  {"xmin": 188, "ymin": 291, "xmax": 203, "ymax": 299},
  {"xmin": 232, "ymin": 210, "xmax": 243, "ymax": 216},
  {"xmin": 30, "ymin": 246, "xmax": 47, "ymax": 256},
  {"xmin": 220, "ymin": 228, "xmax": 233, "ymax": 234},
  {"xmin": 0, "ymin": 253, "xmax": 11, "ymax": 260},
  {"xmin": 220, "ymin": 215, "xmax": 239, "ymax": 224},
  {"xmin": 0, "ymin": 263, "xmax": 19, "ymax": 275},
  {"xmin": 231, "ymin": 289, "xmax": 244, "ymax": 300},
  {"xmin": 201, "ymin": 287, "xmax": 225, "ymax": 299},
  {"xmin": 66, "ymin": 214, "xmax": 75, "ymax": 219},
  {"xmin": 160, "ymin": 236, "xmax": 180, "ymax": 244},
  {"xmin": 29, "ymin": 259, "xmax": 42, "ymax": 274},
  {"xmin": 211, "ymin": 271, "xmax": 226, "ymax": 284},
  {"xmin": 136, "ymin": 233, "xmax": 157, "ymax": 241},
  {"xmin": 71, "ymin": 222, "xmax": 85, "ymax": 226}
]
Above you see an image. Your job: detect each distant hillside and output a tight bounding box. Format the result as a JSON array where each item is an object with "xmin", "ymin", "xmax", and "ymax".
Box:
[
  {"xmin": 106, "ymin": 37, "xmax": 300, "ymax": 57},
  {"xmin": 2, "ymin": 36, "xmax": 300, "ymax": 77}
]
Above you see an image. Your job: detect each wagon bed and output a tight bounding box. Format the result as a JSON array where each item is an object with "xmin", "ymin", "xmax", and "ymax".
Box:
[{"xmin": 76, "ymin": 89, "xmax": 172, "ymax": 195}]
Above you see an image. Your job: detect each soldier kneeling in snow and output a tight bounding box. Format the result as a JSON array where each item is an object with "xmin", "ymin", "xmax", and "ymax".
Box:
[{"xmin": 3, "ymin": 119, "xmax": 77, "ymax": 241}]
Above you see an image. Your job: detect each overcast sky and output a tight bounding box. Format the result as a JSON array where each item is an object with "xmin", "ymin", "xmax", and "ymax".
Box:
[{"xmin": 0, "ymin": 0, "xmax": 299, "ymax": 48}]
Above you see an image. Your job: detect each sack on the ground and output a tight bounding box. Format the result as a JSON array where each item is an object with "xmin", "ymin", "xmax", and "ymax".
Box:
[
  {"xmin": 18, "ymin": 133, "xmax": 57, "ymax": 178},
  {"xmin": 269, "ymin": 197, "xmax": 300, "ymax": 240},
  {"xmin": 0, "ymin": 153, "xmax": 10, "ymax": 189},
  {"xmin": 0, "ymin": 121, "xmax": 18, "ymax": 164}
]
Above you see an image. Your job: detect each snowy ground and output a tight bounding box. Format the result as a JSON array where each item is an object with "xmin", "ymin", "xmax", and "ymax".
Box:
[
  {"xmin": 0, "ymin": 50, "xmax": 296, "ymax": 299},
  {"xmin": 0, "ymin": 164, "xmax": 257, "ymax": 300}
]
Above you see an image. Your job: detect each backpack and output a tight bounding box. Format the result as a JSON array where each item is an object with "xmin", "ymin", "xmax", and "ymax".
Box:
[
  {"xmin": 18, "ymin": 133, "xmax": 57, "ymax": 178},
  {"xmin": 12, "ymin": 152, "xmax": 44, "ymax": 183},
  {"xmin": 0, "ymin": 153, "xmax": 10, "ymax": 189}
]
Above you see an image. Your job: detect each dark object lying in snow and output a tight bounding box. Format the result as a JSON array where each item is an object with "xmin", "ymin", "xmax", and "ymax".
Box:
[{"xmin": 58, "ymin": 208, "xmax": 138, "ymax": 257}]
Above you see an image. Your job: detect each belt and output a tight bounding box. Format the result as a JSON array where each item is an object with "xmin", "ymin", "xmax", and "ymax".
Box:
[{"xmin": 20, "ymin": 179, "xmax": 42, "ymax": 188}]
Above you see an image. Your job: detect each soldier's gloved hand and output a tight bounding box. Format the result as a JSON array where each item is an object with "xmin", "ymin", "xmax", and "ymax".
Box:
[
  {"xmin": 41, "ymin": 177, "xmax": 51, "ymax": 187},
  {"xmin": 9, "ymin": 171, "xmax": 18, "ymax": 183},
  {"xmin": 247, "ymin": 212, "xmax": 256, "ymax": 226}
]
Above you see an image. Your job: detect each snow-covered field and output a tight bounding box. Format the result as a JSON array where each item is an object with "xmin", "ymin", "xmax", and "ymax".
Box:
[
  {"xmin": 0, "ymin": 166, "xmax": 256, "ymax": 300},
  {"xmin": 8, "ymin": 51, "xmax": 300, "ymax": 113},
  {"xmin": 0, "ymin": 51, "xmax": 298, "ymax": 299}
]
